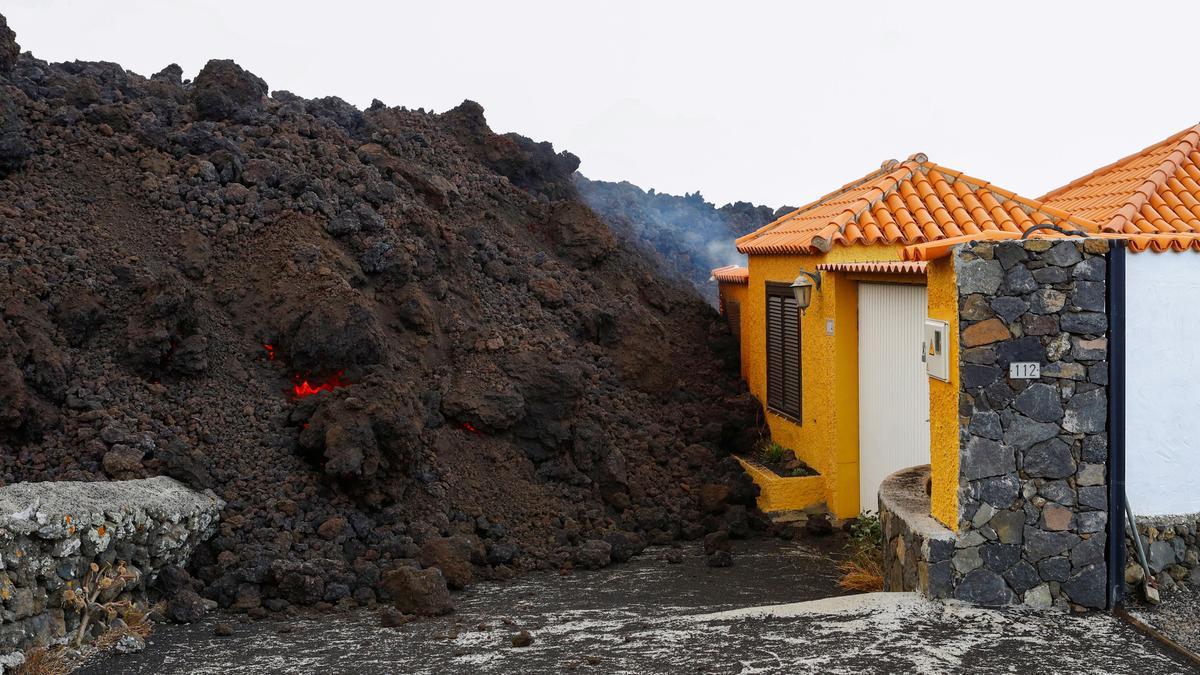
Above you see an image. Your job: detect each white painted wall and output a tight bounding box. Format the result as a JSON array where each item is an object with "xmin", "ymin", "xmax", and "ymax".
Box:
[{"xmin": 1126, "ymin": 251, "xmax": 1200, "ymax": 516}]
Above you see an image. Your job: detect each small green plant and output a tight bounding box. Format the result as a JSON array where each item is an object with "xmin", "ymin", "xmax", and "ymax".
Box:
[
  {"xmin": 752, "ymin": 438, "xmax": 818, "ymax": 476},
  {"xmin": 848, "ymin": 511, "xmax": 882, "ymax": 550},
  {"xmin": 838, "ymin": 511, "xmax": 884, "ymax": 592},
  {"xmin": 760, "ymin": 441, "xmax": 787, "ymax": 465}
]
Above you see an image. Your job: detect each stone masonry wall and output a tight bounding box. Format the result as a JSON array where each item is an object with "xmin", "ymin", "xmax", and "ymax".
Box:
[
  {"xmin": 952, "ymin": 239, "xmax": 1110, "ymax": 609},
  {"xmin": 1125, "ymin": 515, "xmax": 1200, "ymax": 594},
  {"xmin": 0, "ymin": 477, "xmax": 222, "ymax": 663},
  {"xmin": 880, "ymin": 465, "xmax": 956, "ymax": 598}
]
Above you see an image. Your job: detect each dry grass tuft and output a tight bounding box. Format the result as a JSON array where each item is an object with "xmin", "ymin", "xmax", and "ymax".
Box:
[
  {"xmin": 14, "ymin": 646, "xmax": 71, "ymax": 675},
  {"xmin": 838, "ymin": 512, "xmax": 884, "ymax": 592},
  {"xmin": 93, "ymin": 625, "xmax": 136, "ymax": 652},
  {"xmin": 837, "ymin": 554, "xmax": 884, "ymax": 592},
  {"xmin": 123, "ymin": 601, "xmax": 160, "ymax": 639},
  {"xmin": 93, "ymin": 601, "xmax": 160, "ymax": 652}
]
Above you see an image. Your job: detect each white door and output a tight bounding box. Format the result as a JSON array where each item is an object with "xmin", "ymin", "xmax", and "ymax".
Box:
[{"xmin": 857, "ymin": 283, "xmax": 931, "ymax": 514}]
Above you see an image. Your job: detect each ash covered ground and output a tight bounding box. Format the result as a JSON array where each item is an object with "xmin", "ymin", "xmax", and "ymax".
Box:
[{"xmin": 0, "ymin": 13, "xmax": 766, "ymax": 621}]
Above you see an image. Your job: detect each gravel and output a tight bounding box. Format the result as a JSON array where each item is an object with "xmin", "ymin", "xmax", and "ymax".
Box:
[{"xmin": 1128, "ymin": 588, "xmax": 1200, "ymax": 659}]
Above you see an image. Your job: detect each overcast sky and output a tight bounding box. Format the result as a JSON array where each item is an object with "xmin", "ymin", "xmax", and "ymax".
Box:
[{"xmin": 7, "ymin": 1, "xmax": 1199, "ymax": 208}]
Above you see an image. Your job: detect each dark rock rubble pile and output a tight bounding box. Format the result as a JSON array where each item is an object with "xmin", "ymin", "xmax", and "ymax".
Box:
[{"xmin": 0, "ymin": 14, "xmax": 765, "ymax": 619}]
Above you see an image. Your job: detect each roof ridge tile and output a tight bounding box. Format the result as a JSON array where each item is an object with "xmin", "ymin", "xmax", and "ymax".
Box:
[
  {"xmin": 1039, "ymin": 124, "xmax": 1200, "ymax": 203},
  {"xmin": 1104, "ymin": 129, "xmax": 1200, "ymax": 233},
  {"xmin": 737, "ymin": 157, "xmax": 1100, "ymax": 256},
  {"xmin": 735, "ymin": 161, "xmax": 913, "ymax": 249}
]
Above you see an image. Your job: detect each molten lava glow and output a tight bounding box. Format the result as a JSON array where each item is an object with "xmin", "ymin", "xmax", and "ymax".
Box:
[
  {"xmin": 461, "ymin": 422, "xmax": 481, "ymax": 434},
  {"xmin": 263, "ymin": 343, "xmax": 277, "ymax": 361},
  {"xmin": 292, "ymin": 371, "xmax": 350, "ymax": 398}
]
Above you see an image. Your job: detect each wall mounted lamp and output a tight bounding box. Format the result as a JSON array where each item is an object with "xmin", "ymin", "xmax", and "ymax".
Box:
[{"xmin": 789, "ymin": 270, "xmax": 822, "ymax": 314}]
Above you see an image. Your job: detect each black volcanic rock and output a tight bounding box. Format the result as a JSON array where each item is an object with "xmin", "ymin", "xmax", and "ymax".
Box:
[
  {"xmin": 191, "ymin": 58, "xmax": 268, "ymax": 121},
  {"xmin": 0, "ymin": 14, "xmax": 17, "ymax": 73},
  {"xmin": 0, "ymin": 12, "xmax": 767, "ymax": 613},
  {"xmin": 0, "ymin": 85, "xmax": 30, "ymax": 174},
  {"xmin": 443, "ymin": 100, "xmax": 580, "ymax": 201}
]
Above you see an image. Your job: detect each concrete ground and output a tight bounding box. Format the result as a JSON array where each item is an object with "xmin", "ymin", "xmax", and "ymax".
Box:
[{"xmin": 81, "ymin": 539, "xmax": 1192, "ymax": 674}]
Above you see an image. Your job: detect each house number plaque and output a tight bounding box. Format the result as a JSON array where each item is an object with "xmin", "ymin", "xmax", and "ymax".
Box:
[{"xmin": 1009, "ymin": 362, "xmax": 1041, "ymax": 379}]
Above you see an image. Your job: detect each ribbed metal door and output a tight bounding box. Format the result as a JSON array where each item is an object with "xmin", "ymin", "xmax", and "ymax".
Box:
[{"xmin": 857, "ymin": 283, "xmax": 931, "ymax": 514}]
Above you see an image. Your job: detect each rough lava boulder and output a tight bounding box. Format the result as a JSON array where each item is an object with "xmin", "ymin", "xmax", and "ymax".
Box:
[{"xmin": 191, "ymin": 58, "xmax": 269, "ymax": 122}]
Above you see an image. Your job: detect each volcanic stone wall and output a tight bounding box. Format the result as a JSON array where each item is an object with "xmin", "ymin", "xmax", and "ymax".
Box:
[
  {"xmin": 1125, "ymin": 516, "xmax": 1200, "ymax": 594},
  {"xmin": 880, "ymin": 465, "xmax": 956, "ymax": 598},
  {"xmin": 0, "ymin": 477, "xmax": 222, "ymax": 662},
  {"xmin": 952, "ymin": 239, "xmax": 1110, "ymax": 609}
]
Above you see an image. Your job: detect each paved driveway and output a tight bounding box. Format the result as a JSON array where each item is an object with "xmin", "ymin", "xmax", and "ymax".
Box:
[{"xmin": 81, "ymin": 539, "xmax": 1192, "ymax": 674}]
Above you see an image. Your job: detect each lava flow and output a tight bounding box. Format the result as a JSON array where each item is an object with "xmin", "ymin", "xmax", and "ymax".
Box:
[
  {"xmin": 461, "ymin": 422, "xmax": 481, "ymax": 434},
  {"xmin": 292, "ymin": 371, "xmax": 351, "ymax": 398}
]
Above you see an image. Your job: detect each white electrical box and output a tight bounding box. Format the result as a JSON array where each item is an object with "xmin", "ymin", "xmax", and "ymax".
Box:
[{"xmin": 924, "ymin": 319, "xmax": 949, "ymax": 382}]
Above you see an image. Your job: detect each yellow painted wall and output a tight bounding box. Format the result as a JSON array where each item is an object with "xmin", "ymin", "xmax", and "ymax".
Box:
[
  {"xmin": 926, "ymin": 257, "xmax": 960, "ymax": 529},
  {"xmin": 717, "ymin": 281, "xmax": 750, "ymax": 380},
  {"xmin": 740, "ymin": 245, "xmax": 916, "ymax": 519}
]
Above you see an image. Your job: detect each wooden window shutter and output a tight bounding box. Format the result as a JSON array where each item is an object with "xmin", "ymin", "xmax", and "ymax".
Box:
[{"xmin": 765, "ymin": 284, "xmax": 802, "ymax": 422}]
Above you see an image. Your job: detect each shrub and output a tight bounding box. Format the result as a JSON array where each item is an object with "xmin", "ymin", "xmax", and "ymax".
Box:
[
  {"xmin": 61, "ymin": 561, "xmax": 142, "ymax": 648},
  {"xmin": 849, "ymin": 511, "xmax": 882, "ymax": 549}
]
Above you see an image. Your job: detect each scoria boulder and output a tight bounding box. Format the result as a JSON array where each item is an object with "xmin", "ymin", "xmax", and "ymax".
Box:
[
  {"xmin": 419, "ymin": 537, "xmax": 474, "ymax": 590},
  {"xmin": 572, "ymin": 539, "xmax": 613, "ymax": 570},
  {"xmin": 380, "ymin": 566, "xmax": 454, "ymax": 616}
]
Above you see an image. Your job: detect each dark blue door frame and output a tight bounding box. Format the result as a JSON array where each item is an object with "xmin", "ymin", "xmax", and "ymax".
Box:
[{"xmin": 1106, "ymin": 241, "xmax": 1127, "ymax": 610}]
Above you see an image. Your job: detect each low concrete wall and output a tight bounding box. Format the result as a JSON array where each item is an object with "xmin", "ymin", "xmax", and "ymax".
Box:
[
  {"xmin": 0, "ymin": 477, "xmax": 223, "ymax": 661},
  {"xmin": 1125, "ymin": 515, "xmax": 1200, "ymax": 594},
  {"xmin": 880, "ymin": 465, "xmax": 956, "ymax": 598},
  {"xmin": 734, "ymin": 457, "xmax": 824, "ymax": 514}
]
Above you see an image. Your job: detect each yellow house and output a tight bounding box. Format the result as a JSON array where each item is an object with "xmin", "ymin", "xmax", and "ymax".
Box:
[{"xmin": 715, "ymin": 154, "xmax": 1097, "ymax": 527}]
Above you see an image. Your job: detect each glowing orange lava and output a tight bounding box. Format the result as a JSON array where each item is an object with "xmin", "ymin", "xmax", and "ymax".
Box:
[
  {"xmin": 292, "ymin": 371, "xmax": 350, "ymax": 398},
  {"xmin": 263, "ymin": 343, "xmax": 277, "ymax": 361},
  {"xmin": 462, "ymin": 422, "xmax": 480, "ymax": 434}
]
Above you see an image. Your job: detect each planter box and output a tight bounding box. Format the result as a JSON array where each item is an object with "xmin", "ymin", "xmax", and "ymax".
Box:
[{"xmin": 735, "ymin": 456, "xmax": 825, "ymax": 513}]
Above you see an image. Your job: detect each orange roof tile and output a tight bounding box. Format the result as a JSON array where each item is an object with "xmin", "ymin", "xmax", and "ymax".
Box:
[
  {"xmin": 902, "ymin": 232, "xmax": 1025, "ymax": 261},
  {"xmin": 815, "ymin": 261, "xmax": 928, "ymax": 274},
  {"xmin": 1099, "ymin": 232, "xmax": 1200, "ymax": 253},
  {"xmin": 1040, "ymin": 124, "xmax": 1200, "ymax": 235},
  {"xmin": 737, "ymin": 155, "xmax": 1095, "ymax": 255},
  {"xmin": 711, "ymin": 265, "xmax": 749, "ymax": 284},
  {"xmin": 900, "ymin": 231, "xmax": 1200, "ymax": 261}
]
